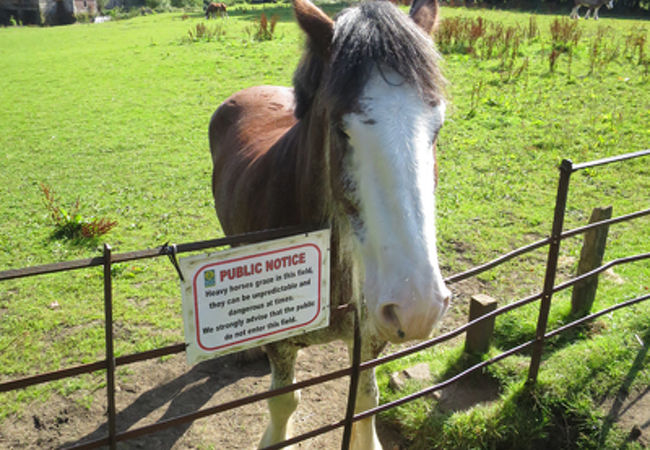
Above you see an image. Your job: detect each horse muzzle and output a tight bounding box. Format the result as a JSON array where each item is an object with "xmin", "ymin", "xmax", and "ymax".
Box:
[{"xmin": 371, "ymin": 285, "xmax": 451, "ymax": 343}]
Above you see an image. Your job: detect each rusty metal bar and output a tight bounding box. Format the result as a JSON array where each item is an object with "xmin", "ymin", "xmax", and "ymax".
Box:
[
  {"xmin": 546, "ymin": 293, "xmax": 650, "ymax": 339},
  {"xmin": 0, "ymin": 344, "xmax": 186, "ymax": 393},
  {"xmin": 571, "ymin": 148, "xmax": 650, "ymax": 171},
  {"xmin": 561, "ymin": 208, "xmax": 650, "ymax": 240},
  {"xmin": 341, "ymin": 307, "xmax": 361, "ymax": 450},
  {"xmin": 446, "ymin": 237, "xmax": 551, "ymax": 284},
  {"xmin": 103, "ymin": 244, "xmax": 117, "ymax": 450},
  {"xmin": 115, "ymin": 343, "xmax": 187, "ymax": 366},
  {"xmin": 0, "ymin": 256, "xmax": 104, "ymax": 281},
  {"xmin": 0, "ymin": 361, "xmax": 107, "ymax": 393},
  {"xmin": 552, "ymin": 252, "xmax": 650, "ymax": 293},
  {"xmin": 446, "ymin": 208, "xmax": 650, "ymax": 286},
  {"xmin": 0, "ymin": 225, "xmax": 320, "ymax": 281},
  {"xmin": 527, "ymin": 159, "xmax": 573, "ymax": 385},
  {"xmin": 357, "ymin": 338, "xmax": 536, "ymax": 422}
]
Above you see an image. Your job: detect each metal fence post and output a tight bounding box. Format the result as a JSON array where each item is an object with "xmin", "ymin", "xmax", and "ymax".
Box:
[
  {"xmin": 341, "ymin": 307, "xmax": 361, "ymax": 450},
  {"xmin": 103, "ymin": 244, "xmax": 117, "ymax": 450},
  {"xmin": 527, "ymin": 159, "xmax": 574, "ymax": 385}
]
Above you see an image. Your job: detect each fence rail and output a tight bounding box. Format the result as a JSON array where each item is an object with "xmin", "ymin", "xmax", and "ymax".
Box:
[{"xmin": 1, "ymin": 149, "xmax": 648, "ymax": 449}]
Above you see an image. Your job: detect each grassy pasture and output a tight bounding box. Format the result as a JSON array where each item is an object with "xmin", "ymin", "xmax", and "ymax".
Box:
[{"xmin": 0, "ymin": 3, "xmax": 648, "ymax": 447}]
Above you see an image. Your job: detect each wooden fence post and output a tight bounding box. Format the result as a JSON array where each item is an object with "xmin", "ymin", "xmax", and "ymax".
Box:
[
  {"xmin": 571, "ymin": 205, "xmax": 613, "ymax": 317},
  {"xmin": 465, "ymin": 294, "xmax": 498, "ymax": 354}
]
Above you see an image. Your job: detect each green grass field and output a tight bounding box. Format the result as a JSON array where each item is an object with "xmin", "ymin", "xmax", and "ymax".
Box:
[{"xmin": 0, "ymin": 3, "xmax": 648, "ymax": 447}]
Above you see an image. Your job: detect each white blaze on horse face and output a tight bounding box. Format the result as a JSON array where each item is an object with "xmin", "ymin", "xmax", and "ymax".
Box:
[{"xmin": 342, "ymin": 68, "xmax": 451, "ymax": 343}]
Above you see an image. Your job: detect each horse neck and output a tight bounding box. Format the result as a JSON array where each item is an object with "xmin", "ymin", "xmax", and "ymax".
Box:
[
  {"xmin": 291, "ymin": 104, "xmax": 332, "ymax": 227},
  {"xmin": 292, "ymin": 103, "xmax": 360, "ymax": 310}
]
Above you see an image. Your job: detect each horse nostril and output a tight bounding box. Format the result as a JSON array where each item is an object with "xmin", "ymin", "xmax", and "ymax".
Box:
[
  {"xmin": 380, "ymin": 304, "xmax": 407, "ymax": 339},
  {"xmin": 380, "ymin": 303, "xmax": 401, "ymax": 327}
]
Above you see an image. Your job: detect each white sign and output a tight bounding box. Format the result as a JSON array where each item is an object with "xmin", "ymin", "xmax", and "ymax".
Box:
[{"xmin": 180, "ymin": 229, "xmax": 330, "ymax": 364}]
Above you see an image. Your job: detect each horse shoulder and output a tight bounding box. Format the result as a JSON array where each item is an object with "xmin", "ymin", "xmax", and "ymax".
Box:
[{"xmin": 210, "ymin": 86, "xmax": 300, "ymax": 233}]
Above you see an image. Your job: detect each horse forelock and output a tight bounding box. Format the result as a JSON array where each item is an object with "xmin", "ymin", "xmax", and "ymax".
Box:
[
  {"xmin": 293, "ymin": 1, "xmax": 445, "ymax": 120},
  {"xmin": 326, "ymin": 3, "xmax": 444, "ymax": 115}
]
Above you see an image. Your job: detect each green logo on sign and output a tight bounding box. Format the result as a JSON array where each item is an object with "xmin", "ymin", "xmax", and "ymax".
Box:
[{"xmin": 204, "ymin": 270, "xmax": 216, "ymax": 288}]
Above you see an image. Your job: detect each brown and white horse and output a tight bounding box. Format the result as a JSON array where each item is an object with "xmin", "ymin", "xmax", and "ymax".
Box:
[
  {"xmin": 570, "ymin": 0, "xmax": 614, "ymax": 19},
  {"xmin": 209, "ymin": 0, "xmax": 450, "ymax": 447},
  {"xmin": 205, "ymin": 1, "xmax": 227, "ymax": 19}
]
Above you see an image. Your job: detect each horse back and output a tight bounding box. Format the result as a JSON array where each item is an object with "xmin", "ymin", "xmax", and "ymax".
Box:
[{"xmin": 209, "ymin": 86, "xmax": 301, "ymax": 235}]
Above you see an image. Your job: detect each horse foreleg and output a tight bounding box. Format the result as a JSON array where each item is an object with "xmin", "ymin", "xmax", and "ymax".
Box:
[
  {"xmin": 259, "ymin": 343, "xmax": 300, "ymax": 449},
  {"xmin": 347, "ymin": 336, "xmax": 386, "ymax": 450},
  {"xmin": 570, "ymin": 5, "xmax": 580, "ymax": 19},
  {"xmin": 584, "ymin": 7, "xmax": 592, "ymax": 18},
  {"xmin": 593, "ymin": 5, "xmax": 601, "ymax": 19}
]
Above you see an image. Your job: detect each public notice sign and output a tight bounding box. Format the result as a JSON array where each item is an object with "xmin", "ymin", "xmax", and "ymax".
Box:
[{"xmin": 180, "ymin": 229, "xmax": 330, "ymax": 365}]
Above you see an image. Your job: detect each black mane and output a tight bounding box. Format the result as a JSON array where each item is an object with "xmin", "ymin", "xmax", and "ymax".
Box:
[{"xmin": 293, "ymin": 1, "xmax": 445, "ymax": 119}]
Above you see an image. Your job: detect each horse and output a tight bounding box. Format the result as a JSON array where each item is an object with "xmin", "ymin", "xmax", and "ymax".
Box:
[
  {"xmin": 570, "ymin": 0, "xmax": 614, "ymax": 19},
  {"xmin": 205, "ymin": 1, "xmax": 227, "ymax": 19},
  {"xmin": 209, "ymin": 0, "xmax": 451, "ymax": 447}
]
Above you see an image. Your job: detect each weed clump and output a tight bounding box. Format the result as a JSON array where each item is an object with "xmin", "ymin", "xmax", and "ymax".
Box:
[
  {"xmin": 39, "ymin": 183, "xmax": 117, "ymax": 240},
  {"xmin": 183, "ymin": 21, "xmax": 225, "ymax": 43},
  {"xmin": 549, "ymin": 18, "xmax": 581, "ymax": 75},
  {"xmin": 246, "ymin": 13, "xmax": 279, "ymax": 42}
]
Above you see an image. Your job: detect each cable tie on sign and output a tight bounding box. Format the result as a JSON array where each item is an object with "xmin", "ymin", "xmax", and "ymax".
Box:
[{"xmin": 163, "ymin": 242, "xmax": 185, "ymax": 282}]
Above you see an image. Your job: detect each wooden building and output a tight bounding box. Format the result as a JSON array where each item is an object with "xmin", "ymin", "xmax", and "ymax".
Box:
[{"xmin": 1, "ymin": 0, "xmax": 96, "ymax": 25}]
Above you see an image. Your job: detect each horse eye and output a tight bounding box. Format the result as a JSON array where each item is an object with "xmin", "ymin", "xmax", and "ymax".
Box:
[{"xmin": 336, "ymin": 124, "xmax": 350, "ymax": 140}]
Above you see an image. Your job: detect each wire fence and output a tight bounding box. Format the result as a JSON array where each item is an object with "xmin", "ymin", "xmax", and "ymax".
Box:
[{"xmin": 1, "ymin": 149, "xmax": 649, "ymax": 449}]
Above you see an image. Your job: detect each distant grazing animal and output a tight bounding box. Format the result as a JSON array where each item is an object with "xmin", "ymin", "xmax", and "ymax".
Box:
[
  {"xmin": 205, "ymin": 2, "xmax": 227, "ymax": 19},
  {"xmin": 570, "ymin": 0, "xmax": 614, "ymax": 19},
  {"xmin": 209, "ymin": 0, "xmax": 451, "ymax": 447}
]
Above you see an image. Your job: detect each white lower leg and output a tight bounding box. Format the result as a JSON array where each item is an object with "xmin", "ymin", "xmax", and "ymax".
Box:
[
  {"xmin": 350, "ymin": 369, "xmax": 382, "ymax": 450},
  {"xmin": 259, "ymin": 344, "xmax": 299, "ymax": 449},
  {"xmin": 259, "ymin": 389, "xmax": 300, "ymax": 447}
]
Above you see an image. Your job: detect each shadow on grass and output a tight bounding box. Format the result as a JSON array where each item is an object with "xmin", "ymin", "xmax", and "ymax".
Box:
[
  {"xmin": 597, "ymin": 328, "xmax": 650, "ymax": 447},
  {"xmin": 407, "ymin": 378, "xmax": 622, "ymax": 450}
]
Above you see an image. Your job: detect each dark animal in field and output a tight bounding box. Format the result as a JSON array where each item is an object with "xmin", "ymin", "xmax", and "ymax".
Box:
[
  {"xmin": 571, "ymin": 0, "xmax": 614, "ymax": 19},
  {"xmin": 205, "ymin": 2, "xmax": 227, "ymax": 19},
  {"xmin": 209, "ymin": 0, "xmax": 450, "ymax": 447}
]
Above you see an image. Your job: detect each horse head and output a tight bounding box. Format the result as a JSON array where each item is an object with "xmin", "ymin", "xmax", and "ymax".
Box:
[{"xmin": 293, "ymin": 0, "xmax": 451, "ymax": 343}]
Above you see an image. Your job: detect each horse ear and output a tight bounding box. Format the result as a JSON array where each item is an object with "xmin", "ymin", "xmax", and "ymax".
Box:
[
  {"xmin": 409, "ymin": 0, "xmax": 439, "ymax": 35},
  {"xmin": 293, "ymin": 0, "xmax": 334, "ymax": 57}
]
